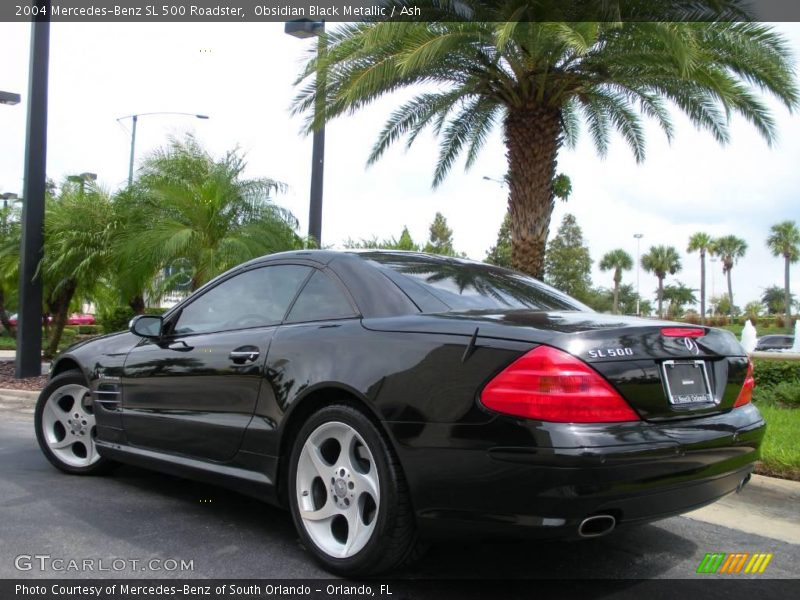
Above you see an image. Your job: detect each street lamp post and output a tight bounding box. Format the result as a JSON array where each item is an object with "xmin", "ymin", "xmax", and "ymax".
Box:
[
  {"xmin": 16, "ymin": 0, "xmax": 51, "ymax": 378},
  {"xmin": 634, "ymin": 233, "xmax": 643, "ymax": 316},
  {"xmin": 286, "ymin": 19, "xmax": 326, "ymax": 247},
  {"xmin": 117, "ymin": 112, "xmax": 209, "ymax": 187},
  {"xmin": 67, "ymin": 172, "xmax": 97, "ymax": 194}
]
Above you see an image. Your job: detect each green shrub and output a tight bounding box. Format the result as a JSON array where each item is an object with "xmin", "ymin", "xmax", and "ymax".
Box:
[
  {"xmin": 771, "ymin": 381, "xmax": 800, "ymax": 408},
  {"xmin": 753, "ymin": 359, "xmax": 800, "ymax": 389},
  {"xmin": 99, "ymin": 306, "xmax": 169, "ymax": 334},
  {"xmin": 75, "ymin": 324, "xmax": 100, "ymax": 335},
  {"xmin": 99, "ymin": 306, "xmax": 136, "ymax": 334}
]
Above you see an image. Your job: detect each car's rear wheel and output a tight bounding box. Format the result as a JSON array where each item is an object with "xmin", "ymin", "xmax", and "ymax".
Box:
[
  {"xmin": 288, "ymin": 403, "xmax": 418, "ymax": 575},
  {"xmin": 34, "ymin": 370, "xmax": 113, "ymax": 475}
]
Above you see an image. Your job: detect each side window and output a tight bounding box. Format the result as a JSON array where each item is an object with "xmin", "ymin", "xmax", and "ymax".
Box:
[
  {"xmin": 286, "ymin": 270, "xmax": 357, "ymax": 323},
  {"xmin": 173, "ymin": 265, "xmax": 311, "ymax": 335}
]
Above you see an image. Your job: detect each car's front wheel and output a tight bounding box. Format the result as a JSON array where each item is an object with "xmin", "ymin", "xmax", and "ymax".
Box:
[
  {"xmin": 288, "ymin": 403, "xmax": 418, "ymax": 575},
  {"xmin": 34, "ymin": 370, "xmax": 112, "ymax": 475}
]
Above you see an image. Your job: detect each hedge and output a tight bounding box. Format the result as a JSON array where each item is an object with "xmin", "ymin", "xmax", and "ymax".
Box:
[{"xmin": 752, "ymin": 359, "xmax": 800, "ymax": 389}]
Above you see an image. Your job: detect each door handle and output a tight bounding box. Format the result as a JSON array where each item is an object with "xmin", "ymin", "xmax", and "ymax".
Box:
[
  {"xmin": 229, "ymin": 348, "xmax": 260, "ymax": 364},
  {"xmin": 167, "ymin": 340, "xmax": 193, "ymax": 352}
]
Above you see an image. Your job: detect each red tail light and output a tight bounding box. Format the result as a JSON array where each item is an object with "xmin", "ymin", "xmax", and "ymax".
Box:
[
  {"xmin": 734, "ymin": 360, "xmax": 755, "ymax": 408},
  {"xmin": 480, "ymin": 346, "xmax": 640, "ymax": 423},
  {"xmin": 661, "ymin": 327, "xmax": 705, "ymax": 338}
]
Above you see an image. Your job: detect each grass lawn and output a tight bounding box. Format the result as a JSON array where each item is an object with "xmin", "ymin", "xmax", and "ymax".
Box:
[
  {"xmin": 0, "ymin": 336, "xmax": 15, "ymax": 350},
  {"xmin": 754, "ymin": 402, "xmax": 800, "ymax": 480}
]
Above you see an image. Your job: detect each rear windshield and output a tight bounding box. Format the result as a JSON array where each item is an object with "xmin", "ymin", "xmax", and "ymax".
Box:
[{"xmin": 360, "ymin": 253, "xmax": 590, "ymax": 313}]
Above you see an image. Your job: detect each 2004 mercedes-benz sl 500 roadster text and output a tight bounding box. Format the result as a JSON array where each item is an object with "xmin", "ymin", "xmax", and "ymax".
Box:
[{"xmin": 35, "ymin": 250, "xmax": 763, "ymax": 575}]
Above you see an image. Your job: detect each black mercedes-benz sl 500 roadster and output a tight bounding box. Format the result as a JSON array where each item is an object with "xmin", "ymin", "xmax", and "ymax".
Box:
[{"xmin": 35, "ymin": 250, "xmax": 763, "ymax": 575}]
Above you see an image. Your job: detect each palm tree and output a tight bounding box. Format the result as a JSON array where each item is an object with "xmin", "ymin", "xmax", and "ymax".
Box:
[
  {"xmin": 599, "ymin": 249, "xmax": 633, "ymax": 314},
  {"xmin": 687, "ymin": 232, "xmax": 714, "ymax": 325},
  {"xmin": 766, "ymin": 220, "xmax": 800, "ymax": 332},
  {"xmin": 292, "ymin": 8, "xmax": 798, "ymax": 277},
  {"xmin": 43, "ymin": 182, "xmax": 116, "ymax": 357},
  {"xmin": 641, "ymin": 246, "xmax": 681, "ymax": 318},
  {"xmin": 712, "ymin": 235, "xmax": 748, "ymax": 320},
  {"xmin": 117, "ymin": 135, "xmax": 300, "ymax": 294}
]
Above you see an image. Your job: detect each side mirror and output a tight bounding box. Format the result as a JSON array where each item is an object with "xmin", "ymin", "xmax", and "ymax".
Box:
[{"xmin": 130, "ymin": 315, "xmax": 163, "ymax": 338}]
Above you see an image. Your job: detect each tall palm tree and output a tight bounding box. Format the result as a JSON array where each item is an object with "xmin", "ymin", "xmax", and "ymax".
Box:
[
  {"xmin": 712, "ymin": 235, "xmax": 748, "ymax": 320},
  {"xmin": 292, "ymin": 7, "xmax": 797, "ymax": 277},
  {"xmin": 641, "ymin": 245, "xmax": 681, "ymax": 318},
  {"xmin": 599, "ymin": 249, "xmax": 633, "ymax": 314},
  {"xmin": 117, "ymin": 135, "xmax": 301, "ymax": 293},
  {"xmin": 687, "ymin": 232, "xmax": 714, "ymax": 325},
  {"xmin": 766, "ymin": 220, "xmax": 800, "ymax": 332}
]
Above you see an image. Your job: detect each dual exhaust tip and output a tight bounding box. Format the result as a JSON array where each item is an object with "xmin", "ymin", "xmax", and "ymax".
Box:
[{"xmin": 578, "ymin": 514, "xmax": 616, "ymax": 538}]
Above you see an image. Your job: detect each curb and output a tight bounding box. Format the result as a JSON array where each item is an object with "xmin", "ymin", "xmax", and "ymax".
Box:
[{"xmin": 0, "ymin": 388, "xmax": 39, "ymax": 402}]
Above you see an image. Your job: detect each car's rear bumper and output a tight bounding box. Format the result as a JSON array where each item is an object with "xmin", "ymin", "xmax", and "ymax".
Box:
[{"xmin": 385, "ymin": 404, "xmax": 765, "ymax": 540}]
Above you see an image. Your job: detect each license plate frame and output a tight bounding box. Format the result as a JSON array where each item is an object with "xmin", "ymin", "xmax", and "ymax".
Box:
[{"xmin": 661, "ymin": 359, "xmax": 715, "ymax": 406}]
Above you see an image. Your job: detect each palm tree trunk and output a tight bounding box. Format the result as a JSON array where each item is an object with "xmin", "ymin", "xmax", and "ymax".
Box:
[
  {"xmin": 612, "ymin": 272, "xmax": 620, "ymax": 314},
  {"xmin": 504, "ymin": 107, "xmax": 562, "ymax": 278},
  {"xmin": 129, "ymin": 294, "xmax": 145, "ymax": 315},
  {"xmin": 657, "ymin": 276, "xmax": 664, "ymax": 318},
  {"xmin": 786, "ymin": 255, "xmax": 793, "ymax": 333},
  {"xmin": 45, "ymin": 279, "xmax": 77, "ymax": 358},
  {"xmin": 727, "ymin": 269, "xmax": 734, "ymax": 321},
  {"xmin": 699, "ymin": 250, "xmax": 706, "ymax": 325}
]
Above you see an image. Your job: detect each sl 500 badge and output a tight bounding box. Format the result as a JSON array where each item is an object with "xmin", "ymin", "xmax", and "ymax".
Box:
[{"xmin": 588, "ymin": 347, "xmax": 635, "ymax": 359}]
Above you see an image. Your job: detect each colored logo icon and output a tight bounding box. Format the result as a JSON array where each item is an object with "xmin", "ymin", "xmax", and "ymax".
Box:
[{"xmin": 696, "ymin": 552, "xmax": 773, "ymax": 574}]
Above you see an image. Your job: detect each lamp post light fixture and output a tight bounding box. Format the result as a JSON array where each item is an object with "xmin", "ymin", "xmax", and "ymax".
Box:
[
  {"xmin": 1, "ymin": 192, "xmax": 20, "ymax": 209},
  {"xmin": 634, "ymin": 233, "xmax": 643, "ymax": 316},
  {"xmin": 67, "ymin": 172, "xmax": 97, "ymax": 194},
  {"xmin": 286, "ymin": 19, "xmax": 326, "ymax": 247},
  {"xmin": 0, "ymin": 91, "xmax": 21, "ymax": 105},
  {"xmin": 117, "ymin": 112, "xmax": 209, "ymax": 187}
]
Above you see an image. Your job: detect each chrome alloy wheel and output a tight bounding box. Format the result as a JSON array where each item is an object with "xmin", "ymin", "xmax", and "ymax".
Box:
[
  {"xmin": 41, "ymin": 383, "xmax": 100, "ymax": 468},
  {"xmin": 295, "ymin": 421, "xmax": 380, "ymax": 559}
]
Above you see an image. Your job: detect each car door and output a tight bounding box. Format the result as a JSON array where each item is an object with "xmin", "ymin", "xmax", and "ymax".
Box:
[{"xmin": 121, "ymin": 264, "xmax": 312, "ymax": 462}]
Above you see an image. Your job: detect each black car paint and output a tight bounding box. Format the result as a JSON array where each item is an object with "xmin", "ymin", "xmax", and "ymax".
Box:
[{"xmin": 49, "ymin": 250, "xmax": 765, "ymax": 539}]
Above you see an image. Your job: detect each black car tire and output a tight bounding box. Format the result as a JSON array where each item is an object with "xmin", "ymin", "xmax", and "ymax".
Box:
[
  {"xmin": 35, "ymin": 370, "xmax": 114, "ymax": 475},
  {"xmin": 288, "ymin": 403, "xmax": 419, "ymax": 576}
]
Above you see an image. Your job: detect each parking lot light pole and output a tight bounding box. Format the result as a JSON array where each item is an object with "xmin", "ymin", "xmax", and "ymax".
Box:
[
  {"xmin": 117, "ymin": 112, "xmax": 209, "ymax": 187},
  {"xmin": 67, "ymin": 172, "xmax": 97, "ymax": 194},
  {"xmin": 286, "ymin": 19, "xmax": 326, "ymax": 247},
  {"xmin": 634, "ymin": 234, "xmax": 643, "ymax": 316},
  {"xmin": 16, "ymin": 0, "xmax": 51, "ymax": 379}
]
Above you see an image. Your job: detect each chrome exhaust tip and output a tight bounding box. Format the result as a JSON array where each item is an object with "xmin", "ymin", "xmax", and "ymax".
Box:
[
  {"xmin": 736, "ymin": 473, "xmax": 752, "ymax": 493},
  {"xmin": 578, "ymin": 514, "xmax": 616, "ymax": 538}
]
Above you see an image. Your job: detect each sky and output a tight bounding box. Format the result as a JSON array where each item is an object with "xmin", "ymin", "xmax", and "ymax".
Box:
[{"xmin": 0, "ymin": 21, "xmax": 798, "ymax": 314}]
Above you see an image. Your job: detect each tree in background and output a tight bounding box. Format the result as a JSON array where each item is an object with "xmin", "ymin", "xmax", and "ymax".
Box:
[
  {"xmin": 0, "ymin": 202, "xmax": 20, "ymax": 337},
  {"xmin": 583, "ymin": 284, "xmax": 650, "ymax": 316},
  {"xmin": 641, "ymin": 245, "xmax": 682, "ymax": 318},
  {"xmin": 766, "ymin": 220, "xmax": 800, "ymax": 332},
  {"xmin": 744, "ymin": 300, "xmax": 764, "ymax": 322},
  {"xmin": 761, "ymin": 285, "xmax": 797, "ymax": 316},
  {"xmin": 661, "ymin": 281, "xmax": 697, "ymax": 319},
  {"xmin": 345, "ymin": 226, "xmax": 421, "ymax": 251},
  {"xmin": 687, "ymin": 232, "xmax": 715, "ymax": 325},
  {"xmin": 545, "ymin": 214, "xmax": 592, "ymax": 301},
  {"xmin": 42, "ymin": 181, "xmax": 116, "ymax": 357},
  {"xmin": 709, "ymin": 294, "xmax": 739, "ymax": 318},
  {"xmin": 485, "ymin": 212, "xmax": 512, "ymax": 269},
  {"xmin": 712, "ymin": 235, "xmax": 748, "ymax": 321},
  {"xmin": 117, "ymin": 135, "xmax": 300, "ymax": 294},
  {"xmin": 293, "ymin": 8, "xmax": 797, "ymax": 277},
  {"xmin": 599, "ymin": 249, "xmax": 633, "ymax": 314},
  {"xmin": 423, "ymin": 212, "xmax": 456, "ymax": 256}
]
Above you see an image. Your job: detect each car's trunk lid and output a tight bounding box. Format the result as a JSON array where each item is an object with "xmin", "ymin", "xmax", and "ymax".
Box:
[{"xmin": 362, "ymin": 310, "xmax": 748, "ymax": 421}]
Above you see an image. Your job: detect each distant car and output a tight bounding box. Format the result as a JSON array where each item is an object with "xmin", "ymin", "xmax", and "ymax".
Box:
[
  {"xmin": 755, "ymin": 334, "xmax": 794, "ymax": 352},
  {"xmin": 7, "ymin": 313, "xmax": 95, "ymax": 326}
]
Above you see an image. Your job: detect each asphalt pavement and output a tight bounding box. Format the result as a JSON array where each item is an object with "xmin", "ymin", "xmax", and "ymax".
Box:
[{"xmin": 0, "ymin": 404, "xmax": 798, "ymax": 582}]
